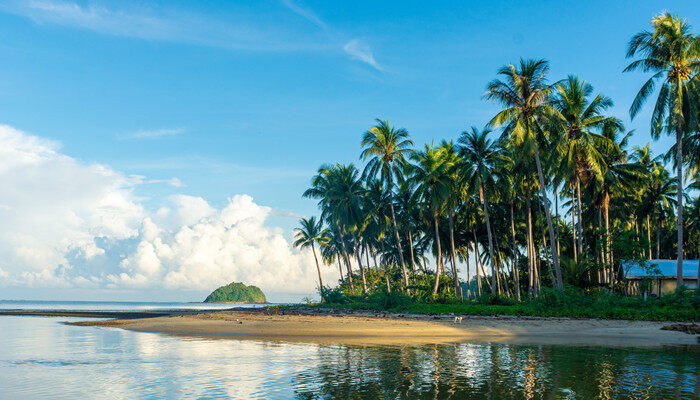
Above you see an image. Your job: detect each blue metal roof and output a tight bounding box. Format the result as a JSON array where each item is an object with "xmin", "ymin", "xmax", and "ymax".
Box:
[{"xmin": 625, "ymin": 260, "xmax": 699, "ymax": 278}]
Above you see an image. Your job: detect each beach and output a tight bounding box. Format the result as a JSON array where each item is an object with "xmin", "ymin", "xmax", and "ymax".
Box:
[{"xmin": 69, "ymin": 307, "xmax": 699, "ymax": 346}]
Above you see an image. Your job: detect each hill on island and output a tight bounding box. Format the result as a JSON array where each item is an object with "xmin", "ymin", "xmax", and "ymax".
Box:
[{"xmin": 204, "ymin": 282, "xmax": 267, "ymax": 303}]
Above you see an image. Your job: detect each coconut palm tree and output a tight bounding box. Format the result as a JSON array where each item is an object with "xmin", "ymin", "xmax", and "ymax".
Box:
[
  {"xmin": 624, "ymin": 12, "xmax": 700, "ymax": 287},
  {"xmin": 485, "ymin": 58, "xmax": 564, "ymax": 291},
  {"xmin": 408, "ymin": 144, "xmax": 451, "ymax": 296},
  {"xmin": 458, "ymin": 127, "xmax": 501, "ymax": 294},
  {"xmin": 294, "ymin": 216, "xmax": 329, "ymax": 290},
  {"xmin": 361, "ymin": 119, "xmax": 415, "ymax": 289},
  {"xmin": 550, "ymin": 76, "xmax": 619, "ymax": 258},
  {"xmin": 594, "ymin": 127, "xmax": 648, "ymax": 286},
  {"xmin": 303, "ymin": 165, "xmax": 355, "ymax": 290},
  {"xmin": 438, "ymin": 140, "xmax": 463, "ymax": 297}
]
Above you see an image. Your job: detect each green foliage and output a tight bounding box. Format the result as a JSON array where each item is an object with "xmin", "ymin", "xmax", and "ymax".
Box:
[
  {"xmin": 313, "ymin": 285, "xmax": 699, "ymax": 322},
  {"xmin": 204, "ymin": 282, "xmax": 267, "ymax": 303}
]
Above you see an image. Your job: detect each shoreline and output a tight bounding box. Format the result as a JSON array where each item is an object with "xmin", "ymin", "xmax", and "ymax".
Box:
[{"xmin": 63, "ymin": 307, "xmax": 700, "ymax": 347}]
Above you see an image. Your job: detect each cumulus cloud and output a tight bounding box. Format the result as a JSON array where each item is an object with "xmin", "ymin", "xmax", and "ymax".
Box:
[{"xmin": 0, "ymin": 125, "xmax": 333, "ymax": 297}]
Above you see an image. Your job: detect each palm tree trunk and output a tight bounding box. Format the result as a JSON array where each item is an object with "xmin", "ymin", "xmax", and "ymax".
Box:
[
  {"xmin": 538, "ymin": 197, "xmax": 556, "ymax": 285},
  {"xmin": 675, "ymin": 125, "xmax": 684, "ymax": 288},
  {"xmin": 571, "ymin": 183, "xmax": 578, "ymax": 261},
  {"xmin": 389, "ymin": 197, "xmax": 410, "ymax": 289},
  {"xmin": 352, "ymin": 234, "xmax": 368, "ymax": 294},
  {"xmin": 431, "ymin": 214, "xmax": 443, "ymax": 296},
  {"xmin": 480, "ymin": 184, "xmax": 499, "ymax": 295},
  {"xmin": 336, "ymin": 257, "xmax": 344, "ymax": 282},
  {"xmin": 509, "ymin": 202, "xmax": 520, "ymax": 301},
  {"xmin": 448, "ymin": 212, "xmax": 462, "ymax": 298},
  {"xmin": 337, "ymin": 224, "xmax": 354, "ymax": 290},
  {"xmin": 646, "ymin": 215, "xmax": 652, "ymax": 260},
  {"xmin": 656, "ymin": 210, "xmax": 661, "ymax": 259},
  {"xmin": 464, "ymin": 236, "xmax": 472, "ymax": 299},
  {"xmin": 525, "ymin": 185, "xmax": 534, "ymax": 297},
  {"xmin": 407, "ymin": 231, "xmax": 416, "ymax": 272},
  {"xmin": 378, "ymin": 240, "xmax": 391, "ymax": 292},
  {"xmin": 311, "ymin": 243, "xmax": 323, "ymax": 289},
  {"xmin": 576, "ymin": 176, "xmax": 584, "ymax": 254},
  {"xmin": 598, "ymin": 206, "xmax": 604, "ymax": 285},
  {"xmin": 472, "ymin": 231, "xmax": 482, "ymax": 296},
  {"xmin": 555, "ymin": 183, "xmax": 560, "ymax": 258},
  {"xmin": 533, "ymin": 146, "xmax": 564, "ymax": 291},
  {"xmin": 604, "ymin": 193, "xmax": 613, "ymax": 291}
]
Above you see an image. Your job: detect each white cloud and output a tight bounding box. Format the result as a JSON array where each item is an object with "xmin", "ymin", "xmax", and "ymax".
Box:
[
  {"xmin": 0, "ymin": 125, "xmax": 335, "ymax": 297},
  {"xmin": 3, "ymin": 0, "xmax": 325, "ymax": 52},
  {"xmin": 280, "ymin": 0, "xmax": 328, "ymax": 32},
  {"xmin": 343, "ymin": 39, "xmax": 382, "ymax": 71},
  {"xmin": 123, "ymin": 128, "xmax": 185, "ymax": 139}
]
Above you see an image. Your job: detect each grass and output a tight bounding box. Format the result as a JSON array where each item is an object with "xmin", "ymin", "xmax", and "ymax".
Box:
[{"xmin": 305, "ymin": 286, "xmax": 700, "ymax": 322}]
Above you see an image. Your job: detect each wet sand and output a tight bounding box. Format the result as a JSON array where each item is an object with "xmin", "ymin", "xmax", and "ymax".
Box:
[{"xmin": 68, "ymin": 307, "xmax": 699, "ymax": 346}]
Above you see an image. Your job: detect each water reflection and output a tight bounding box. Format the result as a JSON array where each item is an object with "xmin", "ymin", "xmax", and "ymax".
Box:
[
  {"xmin": 291, "ymin": 343, "xmax": 698, "ymax": 399},
  {"xmin": 0, "ymin": 316, "xmax": 697, "ymax": 399}
]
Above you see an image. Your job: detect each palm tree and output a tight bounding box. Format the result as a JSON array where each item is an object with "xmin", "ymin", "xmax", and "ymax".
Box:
[
  {"xmin": 361, "ymin": 119, "xmax": 414, "ymax": 289},
  {"xmin": 325, "ymin": 164, "xmax": 369, "ymax": 294},
  {"xmin": 438, "ymin": 140, "xmax": 463, "ymax": 297},
  {"xmin": 624, "ymin": 12, "xmax": 700, "ymax": 288},
  {"xmin": 408, "ymin": 144, "xmax": 451, "ymax": 296},
  {"xmin": 294, "ymin": 216, "xmax": 329, "ymax": 290},
  {"xmin": 458, "ymin": 127, "xmax": 500, "ymax": 294},
  {"xmin": 485, "ymin": 58, "xmax": 564, "ymax": 291},
  {"xmin": 550, "ymin": 76, "xmax": 619, "ymax": 258},
  {"xmin": 594, "ymin": 127, "xmax": 647, "ymax": 286},
  {"xmin": 303, "ymin": 165, "xmax": 355, "ymax": 290}
]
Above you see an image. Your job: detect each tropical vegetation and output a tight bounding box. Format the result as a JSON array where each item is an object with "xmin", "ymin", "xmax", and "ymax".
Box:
[{"xmin": 294, "ymin": 12, "xmax": 700, "ymax": 310}]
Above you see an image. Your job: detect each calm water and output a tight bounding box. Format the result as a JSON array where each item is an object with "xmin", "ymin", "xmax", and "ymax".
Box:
[
  {"xmin": 0, "ymin": 300, "xmax": 271, "ymax": 311},
  {"xmin": 1, "ymin": 315, "xmax": 698, "ymax": 399}
]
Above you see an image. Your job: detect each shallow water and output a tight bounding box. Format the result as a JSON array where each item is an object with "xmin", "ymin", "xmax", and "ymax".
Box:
[
  {"xmin": 0, "ymin": 299, "xmax": 269, "ymax": 311},
  {"xmin": 0, "ymin": 315, "xmax": 698, "ymax": 399}
]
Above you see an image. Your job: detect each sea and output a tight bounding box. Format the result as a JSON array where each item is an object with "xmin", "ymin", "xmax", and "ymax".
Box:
[{"xmin": 0, "ymin": 300, "xmax": 698, "ymax": 399}]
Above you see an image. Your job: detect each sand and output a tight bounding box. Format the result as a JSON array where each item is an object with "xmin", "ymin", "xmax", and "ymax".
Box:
[{"xmin": 69, "ymin": 307, "xmax": 700, "ymax": 347}]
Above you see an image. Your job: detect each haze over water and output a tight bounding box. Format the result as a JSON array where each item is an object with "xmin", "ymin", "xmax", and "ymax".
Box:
[{"xmin": 1, "ymin": 313, "xmax": 697, "ymax": 399}]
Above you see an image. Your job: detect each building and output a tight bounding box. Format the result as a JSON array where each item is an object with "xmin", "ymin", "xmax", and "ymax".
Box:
[{"xmin": 626, "ymin": 259, "xmax": 698, "ymax": 296}]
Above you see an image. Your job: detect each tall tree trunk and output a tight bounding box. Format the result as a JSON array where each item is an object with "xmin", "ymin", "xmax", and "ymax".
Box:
[
  {"xmin": 407, "ymin": 231, "xmax": 416, "ymax": 271},
  {"xmin": 336, "ymin": 257, "xmax": 344, "ymax": 283},
  {"xmin": 576, "ymin": 176, "xmax": 584, "ymax": 255},
  {"xmin": 604, "ymin": 193, "xmax": 613, "ymax": 291},
  {"xmin": 472, "ymin": 231, "xmax": 482, "ymax": 296},
  {"xmin": 533, "ymin": 146, "xmax": 564, "ymax": 291},
  {"xmin": 464, "ymin": 234, "xmax": 472, "ymax": 299},
  {"xmin": 378, "ymin": 240, "xmax": 391, "ymax": 292},
  {"xmin": 646, "ymin": 215, "xmax": 652, "ymax": 260},
  {"xmin": 555, "ymin": 183, "xmax": 560, "ymax": 258},
  {"xmin": 675, "ymin": 125, "xmax": 684, "ymax": 288},
  {"xmin": 337, "ymin": 224, "xmax": 354, "ymax": 290},
  {"xmin": 353, "ymin": 234, "xmax": 368, "ymax": 294},
  {"xmin": 571, "ymin": 183, "xmax": 578, "ymax": 261},
  {"xmin": 480, "ymin": 184, "xmax": 499, "ymax": 294},
  {"xmin": 656, "ymin": 210, "xmax": 661, "ymax": 259},
  {"xmin": 598, "ymin": 206, "xmax": 604, "ymax": 285},
  {"xmin": 431, "ymin": 215, "xmax": 443, "ymax": 296},
  {"xmin": 448, "ymin": 212, "xmax": 462, "ymax": 298},
  {"xmin": 509, "ymin": 202, "xmax": 521, "ymax": 301},
  {"xmin": 526, "ymin": 184, "xmax": 534, "ymax": 297},
  {"xmin": 311, "ymin": 243, "xmax": 323, "ymax": 290},
  {"xmin": 389, "ymin": 196, "xmax": 410, "ymax": 290},
  {"xmin": 538, "ymin": 197, "xmax": 555, "ymax": 286}
]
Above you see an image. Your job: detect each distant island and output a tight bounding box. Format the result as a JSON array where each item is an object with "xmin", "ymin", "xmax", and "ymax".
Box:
[{"xmin": 204, "ymin": 282, "xmax": 267, "ymax": 303}]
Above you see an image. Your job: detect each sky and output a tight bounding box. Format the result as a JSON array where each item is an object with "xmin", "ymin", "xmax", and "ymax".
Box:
[{"xmin": 0, "ymin": 0, "xmax": 697, "ymax": 302}]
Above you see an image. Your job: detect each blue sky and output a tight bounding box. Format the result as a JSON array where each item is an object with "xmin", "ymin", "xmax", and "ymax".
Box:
[{"xmin": 0, "ymin": 0, "xmax": 697, "ymax": 301}]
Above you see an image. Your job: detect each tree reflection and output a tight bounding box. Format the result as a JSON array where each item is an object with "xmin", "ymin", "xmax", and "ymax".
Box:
[{"xmin": 292, "ymin": 343, "xmax": 698, "ymax": 399}]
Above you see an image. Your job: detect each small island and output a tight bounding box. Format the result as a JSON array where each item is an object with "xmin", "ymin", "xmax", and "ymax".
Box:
[{"xmin": 204, "ymin": 282, "xmax": 267, "ymax": 303}]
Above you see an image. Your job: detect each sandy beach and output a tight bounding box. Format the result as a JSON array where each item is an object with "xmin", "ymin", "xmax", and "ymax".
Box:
[{"xmin": 69, "ymin": 307, "xmax": 700, "ymax": 346}]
